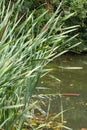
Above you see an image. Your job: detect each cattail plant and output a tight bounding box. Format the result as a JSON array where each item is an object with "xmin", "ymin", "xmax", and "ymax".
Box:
[{"xmin": 0, "ymin": 0, "xmax": 80, "ymax": 129}]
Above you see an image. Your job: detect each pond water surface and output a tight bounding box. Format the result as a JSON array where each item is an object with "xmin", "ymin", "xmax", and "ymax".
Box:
[{"xmin": 40, "ymin": 53, "xmax": 87, "ymax": 130}]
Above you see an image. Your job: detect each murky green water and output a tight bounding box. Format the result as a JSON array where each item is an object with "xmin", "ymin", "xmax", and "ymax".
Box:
[{"xmin": 40, "ymin": 53, "xmax": 87, "ymax": 130}]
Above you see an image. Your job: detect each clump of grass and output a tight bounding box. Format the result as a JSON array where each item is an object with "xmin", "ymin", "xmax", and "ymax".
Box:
[{"xmin": 0, "ymin": 0, "xmax": 80, "ymax": 129}]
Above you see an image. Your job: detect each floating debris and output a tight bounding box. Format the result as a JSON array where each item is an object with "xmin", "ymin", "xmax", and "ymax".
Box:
[
  {"xmin": 60, "ymin": 93, "xmax": 80, "ymax": 97},
  {"xmin": 58, "ymin": 66, "xmax": 83, "ymax": 70}
]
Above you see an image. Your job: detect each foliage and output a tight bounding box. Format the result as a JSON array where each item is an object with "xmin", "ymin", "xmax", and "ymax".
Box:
[
  {"xmin": 61, "ymin": 0, "xmax": 87, "ymax": 52},
  {"xmin": 15, "ymin": 0, "xmax": 87, "ymax": 53},
  {"xmin": 0, "ymin": 0, "xmax": 79, "ymax": 130}
]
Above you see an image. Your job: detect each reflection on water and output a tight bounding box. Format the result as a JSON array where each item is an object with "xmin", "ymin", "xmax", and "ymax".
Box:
[{"xmin": 40, "ymin": 53, "xmax": 87, "ymax": 130}]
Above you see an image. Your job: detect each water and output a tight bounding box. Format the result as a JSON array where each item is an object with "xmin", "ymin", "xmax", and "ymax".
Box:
[{"xmin": 40, "ymin": 53, "xmax": 87, "ymax": 130}]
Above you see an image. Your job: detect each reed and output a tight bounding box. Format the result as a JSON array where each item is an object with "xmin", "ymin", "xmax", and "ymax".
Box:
[{"xmin": 0, "ymin": 0, "xmax": 80, "ymax": 129}]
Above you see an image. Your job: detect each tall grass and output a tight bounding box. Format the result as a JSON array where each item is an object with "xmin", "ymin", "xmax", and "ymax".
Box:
[{"xmin": 0, "ymin": 0, "xmax": 80, "ymax": 129}]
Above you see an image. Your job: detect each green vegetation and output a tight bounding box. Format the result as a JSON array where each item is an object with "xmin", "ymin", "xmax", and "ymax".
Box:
[
  {"xmin": 17, "ymin": 0, "xmax": 87, "ymax": 53},
  {"xmin": 0, "ymin": 0, "xmax": 82, "ymax": 130},
  {"xmin": 61, "ymin": 0, "xmax": 87, "ymax": 52}
]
